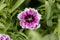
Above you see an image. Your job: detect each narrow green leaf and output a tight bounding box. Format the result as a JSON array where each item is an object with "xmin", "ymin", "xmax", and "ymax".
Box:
[
  {"xmin": 0, "ymin": 4, "xmax": 7, "ymax": 10},
  {"xmin": 47, "ymin": 20, "xmax": 53, "ymax": 27},
  {"xmin": 11, "ymin": 33, "xmax": 17, "ymax": 40},
  {"xmin": 18, "ymin": 32, "xmax": 28, "ymax": 40},
  {"xmin": 10, "ymin": 0, "xmax": 24, "ymax": 13},
  {"xmin": 48, "ymin": 0, "xmax": 55, "ymax": 6},
  {"xmin": 45, "ymin": 1, "xmax": 51, "ymax": 20},
  {"xmin": 45, "ymin": 1, "xmax": 54, "ymax": 27},
  {"xmin": 56, "ymin": 3, "xmax": 60, "ymax": 10},
  {"xmin": 0, "ymin": 0, "xmax": 5, "ymax": 4},
  {"xmin": 0, "ymin": 22, "xmax": 5, "ymax": 28}
]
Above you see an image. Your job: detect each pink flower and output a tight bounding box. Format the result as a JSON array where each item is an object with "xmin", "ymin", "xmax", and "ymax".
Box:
[
  {"xmin": 17, "ymin": 8, "xmax": 42, "ymax": 30},
  {"xmin": 0, "ymin": 34, "xmax": 10, "ymax": 40}
]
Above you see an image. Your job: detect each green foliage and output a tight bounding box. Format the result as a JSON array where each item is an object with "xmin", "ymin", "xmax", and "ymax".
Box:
[
  {"xmin": 10, "ymin": 0, "xmax": 24, "ymax": 13},
  {"xmin": 0, "ymin": 3, "xmax": 7, "ymax": 10},
  {"xmin": 0, "ymin": 0, "xmax": 60, "ymax": 40}
]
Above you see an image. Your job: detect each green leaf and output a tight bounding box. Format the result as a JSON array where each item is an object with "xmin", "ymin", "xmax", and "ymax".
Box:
[
  {"xmin": 18, "ymin": 32, "xmax": 28, "ymax": 40},
  {"xmin": 42, "ymin": 35, "xmax": 49, "ymax": 40},
  {"xmin": 11, "ymin": 33, "xmax": 17, "ymax": 40},
  {"xmin": 49, "ymin": 33, "xmax": 58, "ymax": 40},
  {"xmin": 29, "ymin": 30, "xmax": 42, "ymax": 40},
  {"xmin": 11, "ymin": 10, "xmax": 18, "ymax": 19},
  {"xmin": 47, "ymin": 20, "xmax": 53, "ymax": 27},
  {"xmin": 10, "ymin": 0, "xmax": 24, "ymax": 13},
  {"xmin": 45, "ymin": 1, "xmax": 52, "ymax": 20},
  {"xmin": 42, "ymin": 33, "xmax": 58, "ymax": 40},
  {"xmin": 0, "ymin": 22, "xmax": 5, "ymax": 29},
  {"xmin": 0, "ymin": 0, "xmax": 5, "ymax": 4},
  {"xmin": 45, "ymin": 1, "xmax": 54, "ymax": 27},
  {"xmin": 56, "ymin": 3, "xmax": 60, "ymax": 10},
  {"xmin": 48, "ymin": 0, "xmax": 55, "ymax": 6},
  {"xmin": 0, "ymin": 4, "xmax": 7, "ymax": 10}
]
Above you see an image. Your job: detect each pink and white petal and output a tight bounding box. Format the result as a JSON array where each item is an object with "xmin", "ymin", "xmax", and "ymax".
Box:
[
  {"xmin": 24, "ymin": 8, "xmax": 29, "ymax": 12},
  {"xmin": 23, "ymin": 22, "xmax": 30, "ymax": 28},
  {"xmin": 28, "ymin": 8, "xmax": 41, "ymax": 18},
  {"xmin": 33, "ymin": 9, "xmax": 42, "ymax": 20},
  {"xmin": 17, "ymin": 12, "xmax": 26, "ymax": 20},
  {"xmin": 29, "ymin": 22, "xmax": 35, "ymax": 28},
  {"xmin": 28, "ymin": 22, "xmax": 38, "ymax": 30},
  {"xmin": 28, "ymin": 8, "xmax": 38, "ymax": 15},
  {"xmin": 35, "ymin": 24, "xmax": 40, "ymax": 29},
  {"xmin": 20, "ymin": 22, "xmax": 35, "ymax": 29},
  {"xmin": 20, "ymin": 22, "xmax": 26, "ymax": 28},
  {"xmin": 29, "ymin": 8, "xmax": 36, "ymax": 12},
  {"xmin": 24, "ymin": 10, "xmax": 29, "ymax": 15},
  {"xmin": 37, "ymin": 13, "xmax": 42, "ymax": 20},
  {"xmin": 0, "ymin": 37, "xmax": 5, "ymax": 40},
  {"xmin": 0, "ymin": 35, "xmax": 3, "ymax": 40},
  {"xmin": 29, "ymin": 23, "xmax": 40, "ymax": 29},
  {"xmin": 17, "ymin": 12, "xmax": 23, "ymax": 20},
  {"xmin": 5, "ymin": 35, "xmax": 10, "ymax": 40},
  {"xmin": 0, "ymin": 35, "xmax": 5, "ymax": 40},
  {"xmin": 28, "ymin": 8, "xmax": 35, "ymax": 15},
  {"xmin": 0, "ymin": 34, "xmax": 2, "ymax": 37},
  {"xmin": 34, "ymin": 16, "xmax": 40, "ymax": 23}
]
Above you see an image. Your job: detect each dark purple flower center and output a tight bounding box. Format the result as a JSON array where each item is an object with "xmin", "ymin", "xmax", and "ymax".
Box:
[{"xmin": 25, "ymin": 15, "xmax": 34, "ymax": 22}]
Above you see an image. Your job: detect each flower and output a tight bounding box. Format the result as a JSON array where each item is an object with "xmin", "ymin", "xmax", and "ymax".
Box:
[
  {"xmin": 0, "ymin": 34, "xmax": 10, "ymax": 40},
  {"xmin": 17, "ymin": 8, "xmax": 41, "ymax": 30}
]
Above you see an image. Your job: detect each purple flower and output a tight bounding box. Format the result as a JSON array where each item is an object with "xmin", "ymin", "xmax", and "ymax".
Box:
[
  {"xmin": 17, "ymin": 8, "xmax": 41, "ymax": 30},
  {"xmin": 0, "ymin": 34, "xmax": 10, "ymax": 40}
]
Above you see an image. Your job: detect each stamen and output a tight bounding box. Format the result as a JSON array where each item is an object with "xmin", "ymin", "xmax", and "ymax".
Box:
[{"xmin": 25, "ymin": 15, "xmax": 34, "ymax": 22}]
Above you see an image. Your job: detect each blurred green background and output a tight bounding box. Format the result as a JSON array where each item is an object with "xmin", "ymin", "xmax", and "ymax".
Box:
[{"xmin": 0, "ymin": 0, "xmax": 60, "ymax": 40}]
